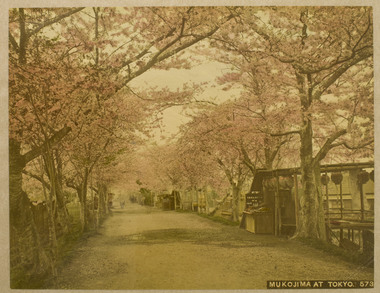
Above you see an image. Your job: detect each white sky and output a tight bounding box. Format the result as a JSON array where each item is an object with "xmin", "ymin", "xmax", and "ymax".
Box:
[{"xmin": 130, "ymin": 60, "xmax": 242, "ymax": 141}]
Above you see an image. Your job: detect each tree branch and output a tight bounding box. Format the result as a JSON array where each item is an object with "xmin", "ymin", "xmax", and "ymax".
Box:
[
  {"xmin": 65, "ymin": 179, "xmax": 79, "ymax": 191},
  {"xmin": 118, "ymin": 13, "xmax": 234, "ymax": 89},
  {"xmin": 215, "ymin": 157, "xmax": 234, "ymax": 186},
  {"xmin": 90, "ymin": 186, "xmax": 99, "ymax": 194},
  {"xmin": 312, "ymin": 46, "xmax": 373, "ymax": 100},
  {"xmin": 9, "ymin": 32, "xmax": 19, "ymax": 53},
  {"xmin": 330, "ymin": 139, "xmax": 374, "ymax": 150},
  {"xmin": 119, "ymin": 27, "xmax": 176, "ymax": 71},
  {"xmin": 22, "ymin": 170, "xmax": 51, "ymax": 190},
  {"xmin": 27, "ymin": 8, "xmax": 85, "ymax": 37},
  {"xmin": 23, "ymin": 125, "xmax": 72, "ymax": 164},
  {"xmin": 269, "ymin": 138, "xmax": 288, "ymax": 164},
  {"xmin": 88, "ymin": 139, "xmax": 111, "ymax": 175},
  {"xmin": 269, "ymin": 130, "xmax": 301, "ymax": 137},
  {"xmin": 240, "ymin": 144, "xmax": 257, "ymax": 174},
  {"xmin": 313, "ymin": 129, "xmax": 347, "ymax": 164}
]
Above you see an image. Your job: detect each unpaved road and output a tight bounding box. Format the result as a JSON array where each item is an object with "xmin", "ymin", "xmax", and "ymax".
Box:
[{"xmin": 46, "ymin": 203, "xmax": 373, "ymax": 289}]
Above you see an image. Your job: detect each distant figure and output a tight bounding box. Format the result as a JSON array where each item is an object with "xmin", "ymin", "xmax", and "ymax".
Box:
[
  {"xmin": 129, "ymin": 195, "xmax": 137, "ymax": 203},
  {"xmin": 120, "ymin": 200, "xmax": 125, "ymax": 209}
]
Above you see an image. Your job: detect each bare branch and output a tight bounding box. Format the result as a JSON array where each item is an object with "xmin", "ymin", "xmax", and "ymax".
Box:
[
  {"xmin": 22, "ymin": 170, "xmax": 51, "ymax": 190},
  {"xmin": 312, "ymin": 46, "xmax": 373, "ymax": 100},
  {"xmin": 88, "ymin": 139, "xmax": 111, "ymax": 175},
  {"xmin": 270, "ymin": 130, "xmax": 301, "ymax": 137},
  {"xmin": 66, "ymin": 179, "xmax": 79, "ymax": 191},
  {"xmin": 23, "ymin": 125, "xmax": 72, "ymax": 164},
  {"xmin": 215, "ymin": 157, "xmax": 234, "ymax": 185},
  {"xmin": 119, "ymin": 27, "xmax": 176, "ymax": 71},
  {"xmin": 352, "ymin": 12, "xmax": 372, "ymax": 52},
  {"xmin": 118, "ymin": 13, "xmax": 235, "ymax": 89},
  {"xmin": 90, "ymin": 186, "xmax": 99, "ymax": 194},
  {"xmin": 9, "ymin": 33, "xmax": 19, "ymax": 53},
  {"xmin": 330, "ymin": 139, "xmax": 374, "ymax": 150},
  {"xmin": 313, "ymin": 129, "xmax": 347, "ymax": 164},
  {"xmin": 240, "ymin": 143, "xmax": 257, "ymax": 174},
  {"xmin": 268, "ymin": 138, "xmax": 289, "ymax": 164},
  {"xmin": 27, "ymin": 8, "xmax": 85, "ymax": 37}
]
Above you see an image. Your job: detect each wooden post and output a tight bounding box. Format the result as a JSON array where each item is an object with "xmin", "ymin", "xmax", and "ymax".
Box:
[
  {"xmin": 205, "ymin": 191, "xmax": 209, "ymax": 214},
  {"xmin": 325, "ymin": 172, "xmax": 331, "ymax": 241},
  {"xmin": 274, "ymin": 186, "xmax": 278, "ymax": 236},
  {"xmin": 197, "ymin": 189, "xmax": 201, "ymax": 214},
  {"xmin": 276, "ymin": 175, "xmax": 281, "ymax": 236},
  {"xmin": 192, "ymin": 189, "xmax": 195, "ymax": 212},
  {"xmin": 293, "ymin": 173, "xmax": 299, "ymax": 231},
  {"xmin": 340, "ymin": 180, "xmax": 343, "ymax": 219},
  {"xmin": 359, "ymin": 178, "xmax": 365, "ymax": 221}
]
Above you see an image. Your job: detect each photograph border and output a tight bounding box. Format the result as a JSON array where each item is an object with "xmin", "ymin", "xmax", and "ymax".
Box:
[{"xmin": 1, "ymin": 1, "xmax": 378, "ymax": 292}]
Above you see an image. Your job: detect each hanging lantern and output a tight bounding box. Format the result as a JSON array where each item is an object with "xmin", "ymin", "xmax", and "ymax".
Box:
[
  {"xmin": 357, "ymin": 171, "xmax": 369, "ymax": 184},
  {"xmin": 321, "ymin": 174, "xmax": 330, "ymax": 186},
  {"xmin": 331, "ymin": 172, "xmax": 343, "ymax": 185},
  {"xmin": 369, "ymin": 170, "xmax": 374, "ymax": 182}
]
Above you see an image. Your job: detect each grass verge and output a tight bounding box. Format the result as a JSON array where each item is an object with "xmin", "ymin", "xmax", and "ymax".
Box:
[{"xmin": 296, "ymin": 237, "xmax": 374, "ymax": 268}]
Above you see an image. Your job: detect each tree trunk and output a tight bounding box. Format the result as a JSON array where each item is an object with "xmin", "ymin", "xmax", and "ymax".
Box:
[
  {"xmin": 349, "ymin": 169, "xmax": 362, "ymax": 212},
  {"xmin": 54, "ymin": 150, "xmax": 70, "ymax": 233},
  {"xmin": 40, "ymin": 166, "xmax": 58, "ymax": 278},
  {"xmin": 98, "ymin": 183, "xmax": 108, "ymax": 218},
  {"xmin": 78, "ymin": 191, "xmax": 87, "ymax": 233},
  {"xmin": 231, "ymin": 184, "xmax": 242, "ymax": 222},
  {"xmin": 77, "ymin": 176, "xmax": 89, "ymax": 232},
  {"xmin": 42, "ymin": 153, "xmax": 60, "ymax": 248},
  {"xmin": 9, "ymin": 139, "xmax": 49, "ymax": 287},
  {"xmin": 54, "ymin": 181, "xmax": 70, "ymax": 234},
  {"xmin": 9, "ymin": 9, "xmax": 78, "ymax": 286},
  {"xmin": 208, "ymin": 193, "xmax": 229, "ymax": 216},
  {"xmin": 293, "ymin": 71, "xmax": 327, "ymax": 241},
  {"xmin": 295, "ymin": 119, "xmax": 326, "ymax": 240}
]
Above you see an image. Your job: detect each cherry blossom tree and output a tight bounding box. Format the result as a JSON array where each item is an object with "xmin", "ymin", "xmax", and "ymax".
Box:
[
  {"xmin": 8, "ymin": 6, "xmax": 237, "ymax": 286},
  {"xmin": 208, "ymin": 6, "xmax": 373, "ymax": 239},
  {"xmin": 177, "ymin": 103, "xmax": 255, "ymax": 221},
  {"xmin": 9, "ymin": 8, "xmax": 85, "ymax": 286}
]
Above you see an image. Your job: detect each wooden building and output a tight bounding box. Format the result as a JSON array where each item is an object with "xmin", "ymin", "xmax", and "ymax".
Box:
[
  {"xmin": 155, "ymin": 193, "xmax": 175, "ymax": 210},
  {"xmin": 241, "ymin": 162, "xmax": 374, "ymax": 254}
]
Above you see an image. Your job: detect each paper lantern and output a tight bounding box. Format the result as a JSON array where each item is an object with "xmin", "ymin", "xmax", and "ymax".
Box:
[
  {"xmin": 357, "ymin": 171, "xmax": 369, "ymax": 184},
  {"xmin": 331, "ymin": 172, "xmax": 343, "ymax": 185},
  {"xmin": 321, "ymin": 174, "xmax": 330, "ymax": 185}
]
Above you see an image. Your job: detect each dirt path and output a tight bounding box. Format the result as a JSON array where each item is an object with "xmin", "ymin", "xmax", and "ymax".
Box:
[{"xmin": 46, "ymin": 202, "xmax": 373, "ymax": 289}]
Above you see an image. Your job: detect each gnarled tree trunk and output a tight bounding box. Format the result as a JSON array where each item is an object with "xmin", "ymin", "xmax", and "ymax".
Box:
[
  {"xmin": 295, "ymin": 106, "xmax": 326, "ymax": 240},
  {"xmin": 231, "ymin": 184, "xmax": 243, "ymax": 222},
  {"xmin": 9, "ymin": 139, "xmax": 50, "ymax": 287}
]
